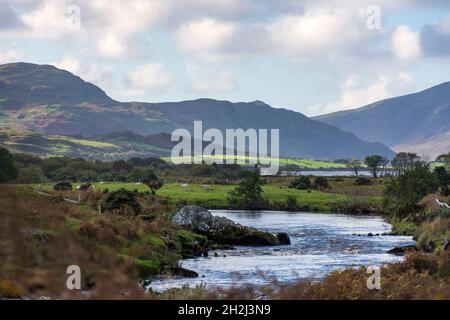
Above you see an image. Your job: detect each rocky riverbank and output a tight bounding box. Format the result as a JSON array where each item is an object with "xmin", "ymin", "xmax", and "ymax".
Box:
[{"xmin": 172, "ymin": 206, "xmax": 291, "ymax": 246}]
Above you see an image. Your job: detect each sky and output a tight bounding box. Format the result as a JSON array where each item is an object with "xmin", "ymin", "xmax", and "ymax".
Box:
[{"xmin": 1, "ymin": 0, "xmax": 450, "ymax": 116}]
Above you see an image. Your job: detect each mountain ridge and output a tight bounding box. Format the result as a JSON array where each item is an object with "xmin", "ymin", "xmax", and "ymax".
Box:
[
  {"xmin": 314, "ymin": 82, "xmax": 450, "ymax": 158},
  {"xmin": 0, "ymin": 62, "xmax": 395, "ymax": 160}
]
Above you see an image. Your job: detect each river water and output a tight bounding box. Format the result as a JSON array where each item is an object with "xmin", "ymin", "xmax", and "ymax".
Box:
[{"xmin": 149, "ymin": 210, "xmax": 414, "ymax": 291}]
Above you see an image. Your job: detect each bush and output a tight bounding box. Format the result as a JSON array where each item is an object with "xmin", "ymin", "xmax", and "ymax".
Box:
[
  {"xmin": 79, "ymin": 183, "xmax": 93, "ymax": 191},
  {"xmin": 313, "ymin": 177, "xmax": 329, "ymax": 190},
  {"xmin": 228, "ymin": 170, "xmax": 266, "ymax": 209},
  {"xmin": 289, "ymin": 176, "xmax": 312, "ymax": 190},
  {"xmin": 354, "ymin": 176, "xmax": 372, "ymax": 186},
  {"xmin": 53, "ymin": 182, "xmax": 73, "ymax": 191},
  {"xmin": 105, "ymin": 189, "xmax": 142, "ymax": 216},
  {"xmin": 285, "ymin": 196, "xmax": 298, "ymax": 211}
]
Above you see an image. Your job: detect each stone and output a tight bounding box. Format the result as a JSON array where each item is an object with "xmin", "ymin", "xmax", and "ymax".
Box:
[
  {"xmin": 276, "ymin": 232, "xmax": 291, "ymax": 245},
  {"xmin": 423, "ymin": 240, "xmax": 436, "ymax": 253},
  {"xmin": 172, "ymin": 205, "xmax": 280, "ymax": 246},
  {"xmin": 172, "ymin": 267, "xmax": 199, "ymax": 278},
  {"xmin": 444, "ymin": 239, "xmax": 450, "ymax": 251},
  {"xmin": 387, "ymin": 245, "xmax": 418, "ymax": 255}
]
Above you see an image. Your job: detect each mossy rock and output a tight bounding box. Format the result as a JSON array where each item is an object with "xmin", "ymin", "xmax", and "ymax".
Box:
[
  {"xmin": 135, "ymin": 257, "xmax": 161, "ymax": 277},
  {"xmin": 175, "ymin": 230, "xmax": 209, "ymax": 258}
]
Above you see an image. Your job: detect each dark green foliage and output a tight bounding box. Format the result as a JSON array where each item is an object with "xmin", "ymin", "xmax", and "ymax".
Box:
[
  {"xmin": 392, "ymin": 152, "xmax": 421, "ymax": 175},
  {"xmin": 79, "ymin": 183, "xmax": 93, "ymax": 191},
  {"xmin": 434, "ymin": 166, "xmax": 450, "ymax": 196},
  {"xmin": 383, "ymin": 163, "xmax": 439, "ymax": 218},
  {"xmin": 0, "ymin": 147, "xmax": 18, "ymax": 183},
  {"xmin": 105, "ymin": 189, "xmax": 141, "ymax": 215},
  {"xmin": 285, "ymin": 195, "xmax": 298, "ymax": 211},
  {"xmin": 141, "ymin": 169, "xmax": 164, "ymax": 195},
  {"xmin": 53, "ymin": 182, "xmax": 73, "ymax": 191},
  {"xmin": 289, "ymin": 176, "xmax": 312, "ymax": 190},
  {"xmin": 15, "ymin": 164, "xmax": 47, "ymax": 183},
  {"xmin": 313, "ymin": 177, "xmax": 329, "ymax": 190},
  {"xmin": 354, "ymin": 176, "xmax": 372, "ymax": 186},
  {"xmin": 228, "ymin": 170, "xmax": 266, "ymax": 210},
  {"xmin": 364, "ymin": 155, "xmax": 387, "ymax": 178}
]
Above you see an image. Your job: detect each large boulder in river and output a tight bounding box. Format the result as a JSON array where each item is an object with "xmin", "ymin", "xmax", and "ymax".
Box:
[{"xmin": 172, "ymin": 206, "xmax": 285, "ymax": 246}]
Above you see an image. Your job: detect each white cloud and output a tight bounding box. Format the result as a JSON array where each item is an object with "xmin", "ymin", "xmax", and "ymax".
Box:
[
  {"xmin": 265, "ymin": 9, "xmax": 370, "ymax": 60},
  {"xmin": 123, "ymin": 63, "xmax": 173, "ymax": 98},
  {"xmin": 53, "ymin": 55, "xmax": 114, "ymax": 87},
  {"xmin": 391, "ymin": 25, "xmax": 422, "ymax": 60},
  {"xmin": 0, "ymin": 44, "xmax": 25, "ymax": 64},
  {"xmin": 54, "ymin": 55, "xmax": 80, "ymax": 73},
  {"xmin": 308, "ymin": 72, "xmax": 418, "ymax": 115},
  {"xmin": 96, "ymin": 33, "xmax": 128, "ymax": 58},
  {"xmin": 175, "ymin": 18, "xmax": 236, "ymax": 62},
  {"xmin": 186, "ymin": 63, "xmax": 235, "ymax": 92},
  {"xmin": 20, "ymin": 0, "xmax": 82, "ymax": 39}
]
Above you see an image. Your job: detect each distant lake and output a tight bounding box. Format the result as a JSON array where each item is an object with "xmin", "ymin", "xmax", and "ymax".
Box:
[
  {"xmin": 282, "ymin": 170, "xmax": 373, "ymax": 177},
  {"xmin": 148, "ymin": 210, "xmax": 414, "ymax": 291}
]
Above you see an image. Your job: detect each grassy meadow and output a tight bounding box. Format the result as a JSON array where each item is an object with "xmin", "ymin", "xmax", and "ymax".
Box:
[
  {"xmin": 162, "ymin": 155, "xmax": 348, "ymax": 169},
  {"xmin": 35, "ymin": 177, "xmax": 383, "ymax": 212}
]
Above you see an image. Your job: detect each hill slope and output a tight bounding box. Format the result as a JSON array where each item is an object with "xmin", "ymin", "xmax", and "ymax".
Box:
[
  {"xmin": 0, "ymin": 62, "xmax": 394, "ymax": 159},
  {"xmin": 314, "ymin": 83, "xmax": 450, "ymax": 158}
]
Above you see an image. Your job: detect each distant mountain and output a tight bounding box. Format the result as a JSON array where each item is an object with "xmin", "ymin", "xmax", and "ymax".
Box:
[
  {"xmin": 0, "ymin": 129, "xmax": 172, "ymax": 160},
  {"xmin": 314, "ymin": 83, "xmax": 450, "ymax": 159},
  {"xmin": 0, "ymin": 62, "xmax": 395, "ymax": 160}
]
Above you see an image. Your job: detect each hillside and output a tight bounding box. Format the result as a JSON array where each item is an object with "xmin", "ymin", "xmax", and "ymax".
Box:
[
  {"xmin": 0, "ymin": 62, "xmax": 395, "ymax": 159},
  {"xmin": 314, "ymin": 83, "xmax": 450, "ymax": 158},
  {"xmin": 0, "ymin": 130, "xmax": 171, "ymax": 160}
]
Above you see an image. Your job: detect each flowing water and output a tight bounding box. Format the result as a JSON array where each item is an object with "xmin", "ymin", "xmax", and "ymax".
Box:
[{"xmin": 149, "ymin": 210, "xmax": 414, "ymax": 291}]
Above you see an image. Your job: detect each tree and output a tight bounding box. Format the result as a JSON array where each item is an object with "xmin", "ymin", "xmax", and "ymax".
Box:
[
  {"xmin": 391, "ymin": 152, "xmax": 421, "ymax": 175},
  {"xmin": 313, "ymin": 177, "xmax": 329, "ymax": 190},
  {"xmin": 383, "ymin": 163, "xmax": 439, "ymax": 218},
  {"xmin": 289, "ymin": 176, "xmax": 312, "ymax": 190},
  {"xmin": 347, "ymin": 159, "xmax": 362, "ymax": 176},
  {"xmin": 228, "ymin": 170, "xmax": 266, "ymax": 209},
  {"xmin": 105, "ymin": 189, "xmax": 141, "ymax": 215},
  {"xmin": 142, "ymin": 169, "xmax": 164, "ymax": 195},
  {"xmin": 364, "ymin": 155, "xmax": 385, "ymax": 178},
  {"xmin": 434, "ymin": 166, "xmax": 450, "ymax": 196},
  {"xmin": 436, "ymin": 152, "xmax": 450, "ymax": 171},
  {"xmin": 0, "ymin": 147, "xmax": 18, "ymax": 183},
  {"xmin": 16, "ymin": 164, "xmax": 47, "ymax": 183}
]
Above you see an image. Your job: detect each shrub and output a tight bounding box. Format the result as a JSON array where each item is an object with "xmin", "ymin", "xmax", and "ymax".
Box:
[
  {"xmin": 285, "ymin": 196, "xmax": 298, "ymax": 211},
  {"xmin": 313, "ymin": 177, "xmax": 329, "ymax": 190},
  {"xmin": 354, "ymin": 176, "xmax": 372, "ymax": 186},
  {"xmin": 79, "ymin": 183, "xmax": 93, "ymax": 191},
  {"xmin": 53, "ymin": 182, "xmax": 73, "ymax": 191},
  {"xmin": 289, "ymin": 176, "xmax": 312, "ymax": 190},
  {"xmin": 105, "ymin": 189, "xmax": 141, "ymax": 216},
  {"xmin": 228, "ymin": 170, "xmax": 266, "ymax": 209}
]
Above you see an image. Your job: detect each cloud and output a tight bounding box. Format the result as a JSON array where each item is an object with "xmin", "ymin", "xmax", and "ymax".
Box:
[
  {"xmin": 54, "ymin": 55, "xmax": 114, "ymax": 87},
  {"xmin": 123, "ymin": 63, "xmax": 173, "ymax": 98},
  {"xmin": 0, "ymin": 2, "xmax": 24, "ymax": 30},
  {"xmin": 0, "ymin": 44, "xmax": 25, "ymax": 64},
  {"xmin": 308, "ymin": 72, "xmax": 418, "ymax": 116},
  {"xmin": 391, "ymin": 25, "xmax": 422, "ymax": 60},
  {"xmin": 174, "ymin": 6, "xmax": 383, "ymax": 63},
  {"xmin": 421, "ymin": 14, "xmax": 450, "ymax": 57},
  {"xmin": 20, "ymin": 0, "xmax": 82, "ymax": 39},
  {"xmin": 96, "ymin": 33, "xmax": 128, "ymax": 58},
  {"xmin": 175, "ymin": 18, "xmax": 237, "ymax": 62},
  {"xmin": 54, "ymin": 55, "xmax": 80, "ymax": 73},
  {"xmin": 186, "ymin": 63, "xmax": 235, "ymax": 92}
]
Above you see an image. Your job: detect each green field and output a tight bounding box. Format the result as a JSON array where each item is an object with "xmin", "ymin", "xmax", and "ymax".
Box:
[
  {"xmin": 38, "ymin": 181, "xmax": 381, "ymax": 212},
  {"xmin": 162, "ymin": 155, "xmax": 347, "ymax": 169}
]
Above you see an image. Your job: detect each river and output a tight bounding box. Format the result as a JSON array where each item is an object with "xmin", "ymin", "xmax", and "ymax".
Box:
[{"xmin": 148, "ymin": 210, "xmax": 414, "ymax": 291}]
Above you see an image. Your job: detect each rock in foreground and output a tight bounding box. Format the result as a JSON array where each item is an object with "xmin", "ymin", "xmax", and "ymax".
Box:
[{"xmin": 172, "ymin": 206, "xmax": 289, "ymax": 246}]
